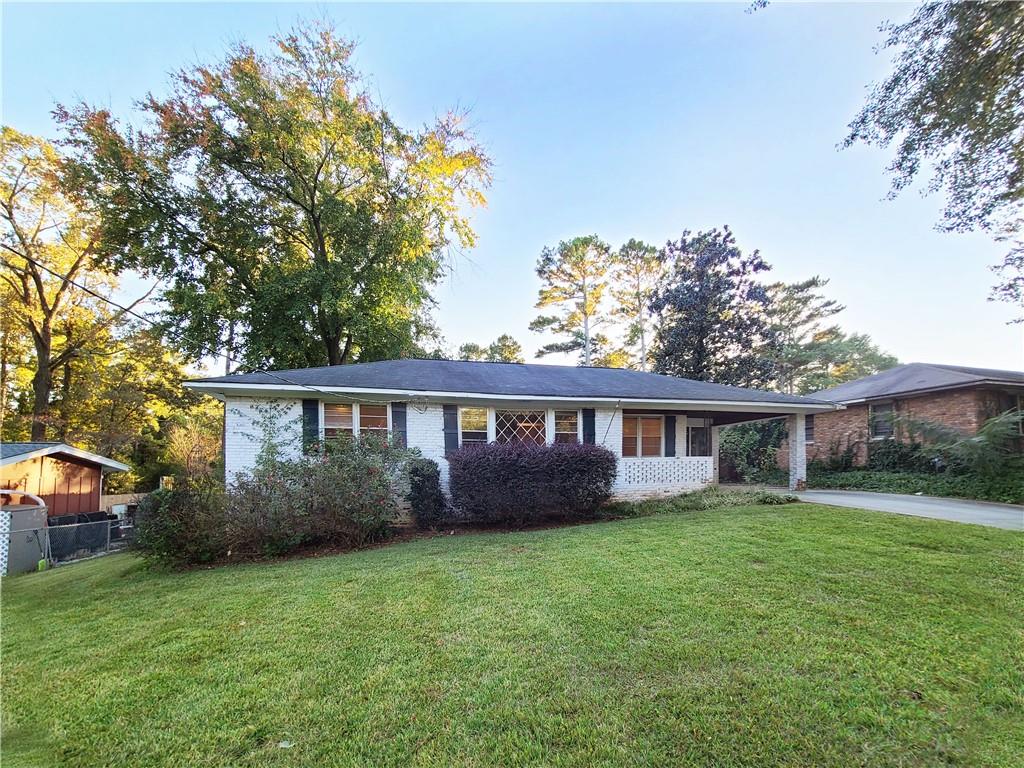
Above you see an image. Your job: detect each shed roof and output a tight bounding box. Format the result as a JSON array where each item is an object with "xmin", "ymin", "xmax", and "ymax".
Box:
[{"xmin": 0, "ymin": 443, "xmax": 131, "ymax": 472}]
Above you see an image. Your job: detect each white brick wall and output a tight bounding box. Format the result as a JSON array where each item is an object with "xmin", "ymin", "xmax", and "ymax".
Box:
[
  {"xmin": 224, "ymin": 397, "xmax": 303, "ymax": 482},
  {"xmin": 594, "ymin": 407, "xmax": 622, "ymax": 456},
  {"xmin": 220, "ymin": 399, "xmax": 719, "ymax": 500},
  {"xmin": 787, "ymin": 413, "xmax": 807, "ymax": 490},
  {"xmin": 405, "ymin": 403, "xmax": 450, "ymax": 490}
]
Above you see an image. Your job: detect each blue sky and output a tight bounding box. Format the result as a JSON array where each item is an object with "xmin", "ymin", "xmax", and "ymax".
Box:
[{"xmin": 4, "ymin": 2, "xmax": 1020, "ymax": 372}]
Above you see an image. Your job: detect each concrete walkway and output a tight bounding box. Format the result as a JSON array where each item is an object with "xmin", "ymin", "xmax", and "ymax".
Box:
[{"xmin": 793, "ymin": 489, "xmax": 1024, "ymax": 531}]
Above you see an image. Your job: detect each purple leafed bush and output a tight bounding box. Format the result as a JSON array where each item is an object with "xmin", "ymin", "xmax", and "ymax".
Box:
[{"xmin": 448, "ymin": 442, "xmax": 617, "ymax": 524}]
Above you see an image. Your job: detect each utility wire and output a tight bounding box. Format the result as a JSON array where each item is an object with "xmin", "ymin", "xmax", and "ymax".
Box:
[{"xmin": 2, "ymin": 253, "xmax": 406, "ymax": 406}]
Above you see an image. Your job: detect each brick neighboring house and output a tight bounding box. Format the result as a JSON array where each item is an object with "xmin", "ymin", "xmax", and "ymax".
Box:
[{"xmin": 779, "ymin": 363, "xmax": 1024, "ymax": 469}]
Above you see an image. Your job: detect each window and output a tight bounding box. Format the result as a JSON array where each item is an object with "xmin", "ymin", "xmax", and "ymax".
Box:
[
  {"xmin": 323, "ymin": 403, "xmax": 354, "ymax": 440},
  {"xmin": 687, "ymin": 418, "xmax": 711, "ymax": 457},
  {"xmin": 554, "ymin": 410, "xmax": 579, "ymax": 444},
  {"xmin": 622, "ymin": 415, "xmax": 663, "ymax": 457},
  {"xmin": 360, "ymin": 405, "xmax": 388, "ymax": 436},
  {"xmin": 460, "ymin": 407, "xmax": 488, "ymax": 446},
  {"xmin": 869, "ymin": 402, "xmax": 894, "ymax": 439},
  {"xmin": 324, "ymin": 402, "xmax": 389, "ymax": 440},
  {"xmin": 495, "ymin": 410, "xmax": 546, "ymax": 445},
  {"xmin": 805, "ymin": 414, "xmax": 815, "ymax": 444}
]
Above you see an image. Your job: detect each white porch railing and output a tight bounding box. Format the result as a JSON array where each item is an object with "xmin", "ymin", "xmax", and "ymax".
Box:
[{"xmin": 613, "ymin": 456, "xmax": 715, "ymax": 498}]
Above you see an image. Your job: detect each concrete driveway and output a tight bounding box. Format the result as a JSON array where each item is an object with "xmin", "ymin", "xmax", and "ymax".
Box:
[{"xmin": 794, "ymin": 489, "xmax": 1024, "ymax": 531}]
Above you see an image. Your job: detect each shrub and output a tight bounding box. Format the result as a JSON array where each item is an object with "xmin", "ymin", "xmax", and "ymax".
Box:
[
  {"xmin": 448, "ymin": 442, "xmax": 617, "ymax": 524},
  {"xmin": 134, "ymin": 476, "xmax": 227, "ymax": 566},
  {"xmin": 407, "ymin": 458, "xmax": 446, "ymax": 529},
  {"xmin": 718, "ymin": 421, "xmax": 785, "ymax": 482},
  {"xmin": 136, "ymin": 434, "xmax": 410, "ymax": 566},
  {"xmin": 603, "ymin": 486, "xmax": 799, "ymax": 518},
  {"xmin": 867, "ymin": 440, "xmax": 936, "ymax": 472},
  {"xmin": 808, "ymin": 467, "xmax": 1024, "ymax": 505}
]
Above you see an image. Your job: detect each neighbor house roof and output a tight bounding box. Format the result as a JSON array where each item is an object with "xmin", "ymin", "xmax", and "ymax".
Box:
[
  {"xmin": 187, "ymin": 359, "xmax": 837, "ymax": 411},
  {"xmin": 0, "ymin": 442, "xmax": 131, "ymax": 472},
  {"xmin": 811, "ymin": 363, "xmax": 1024, "ymax": 404}
]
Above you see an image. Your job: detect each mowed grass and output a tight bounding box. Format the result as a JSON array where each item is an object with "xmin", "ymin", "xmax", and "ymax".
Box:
[{"xmin": 2, "ymin": 504, "xmax": 1022, "ymax": 768}]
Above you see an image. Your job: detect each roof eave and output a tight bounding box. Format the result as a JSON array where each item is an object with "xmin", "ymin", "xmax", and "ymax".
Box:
[
  {"xmin": 183, "ymin": 380, "xmax": 842, "ymax": 413},
  {"xmin": 0, "ymin": 444, "xmax": 131, "ymax": 472},
  {"xmin": 824, "ymin": 378, "xmax": 1024, "ymax": 405}
]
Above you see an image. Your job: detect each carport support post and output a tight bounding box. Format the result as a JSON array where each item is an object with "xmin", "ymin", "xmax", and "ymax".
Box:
[
  {"xmin": 787, "ymin": 413, "xmax": 807, "ymax": 491},
  {"xmin": 711, "ymin": 426, "xmax": 720, "ymax": 484}
]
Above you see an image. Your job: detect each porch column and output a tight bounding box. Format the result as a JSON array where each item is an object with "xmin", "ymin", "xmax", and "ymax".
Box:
[
  {"xmin": 710, "ymin": 425, "xmax": 720, "ymax": 484},
  {"xmin": 787, "ymin": 413, "xmax": 807, "ymax": 491}
]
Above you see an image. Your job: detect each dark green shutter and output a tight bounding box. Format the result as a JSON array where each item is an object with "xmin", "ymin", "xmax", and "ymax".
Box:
[
  {"xmin": 582, "ymin": 408, "xmax": 596, "ymax": 444},
  {"xmin": 664, "ymin": 413, "xmax": 676, "ymax": 457},
  {"xmin": 301, "ymin": 399, "xmax": 320, "ymax": 452},
  {"xmin": 442, "ymin": 405, "xmax": 459, "ymax": 454},
  {"xmin": 391, "ymin": 402, "xmax": 407, "ymax": 447}
]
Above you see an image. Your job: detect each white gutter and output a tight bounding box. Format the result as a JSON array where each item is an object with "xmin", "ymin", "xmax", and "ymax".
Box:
[{"xmin": 183, "ymin": 380, "xmax": 843, "ymax": 414}]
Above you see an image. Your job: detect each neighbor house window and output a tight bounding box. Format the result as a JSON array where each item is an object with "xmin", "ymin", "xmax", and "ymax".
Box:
[
  {"xmin": 687, "ymin": 418, "xmax": 711, "ymax": 457},
  {"xmin": 323, "ymin": 403, "xmax": 354, "ymax": 439},
  {"xmin": 869, "ymin": 402, "xmax": 894, "ymax": 439},
  {"xmin": 805, "ymin": 414, "xmax": 815, "ymax": 444},
  {"xmin": 459, "ymin": 407, "xmax": 488, "ymax": 446},
  {"xmin": 495, "ymin": 410, "xmax": 546, "ymax": 445},
  {"xmin": 622, "ymin": 415, "xmax": 663, "ymax": 457},
  {"xmin": 554, "ymin": 410, "xmax": 580, "ymax": 444},
  {"xmin": 359, "ymin": 405, "xmax": 388, "ymax": 436}
]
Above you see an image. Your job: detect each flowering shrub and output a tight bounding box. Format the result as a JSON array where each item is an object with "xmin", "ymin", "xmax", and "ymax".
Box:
[{"xmin": 448, "ymin": 442, "xmax": 617, "ymax": 524}]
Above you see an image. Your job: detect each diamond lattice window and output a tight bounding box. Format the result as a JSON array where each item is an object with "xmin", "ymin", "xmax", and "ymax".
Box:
[{"xmin": 495, "ymin": 410, "xmax": 547, "ymax": 445}]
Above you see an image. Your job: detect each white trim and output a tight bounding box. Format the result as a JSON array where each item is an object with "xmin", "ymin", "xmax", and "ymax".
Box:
[
  {"xmin": 0, "ymin": 444, "xmax": 130, "ymax": 472},
  {"xmin": 184, "ymin": 381, "xmax": 841, "ymax": 413}
]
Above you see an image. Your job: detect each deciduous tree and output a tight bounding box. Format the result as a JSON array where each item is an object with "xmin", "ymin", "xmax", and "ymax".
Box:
[
  {"xmin": 0, "ymin": 127, "xmax": 152, "ymax": 439},
  {"xmin": 457, "ymin": 334, "xmax": 525, "ymax": 363},
  {"xmin": 59, "ymin": 21, "xmax": 491, "ymax": 369},
  {"xmin": 845, "ymin": 2, "xmax": 1024, "ymax": 314}
]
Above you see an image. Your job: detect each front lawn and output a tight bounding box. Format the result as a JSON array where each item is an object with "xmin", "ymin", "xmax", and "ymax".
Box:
[{"xmin": 3, "ymin": 504, "xmax": 1022, "ymax": 767}]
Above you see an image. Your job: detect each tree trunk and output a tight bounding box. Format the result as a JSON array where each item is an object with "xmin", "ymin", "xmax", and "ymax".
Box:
[
  {"xmin": 58, "ymin": 361, "xmax": 72, "ymax": 441},
  {"xmin": 30, "ymin": 342, "xmax": 52, "ymax": 441},
  {"xmin": 0, "ymin": 327, "xmax": 8, "ymax": 436},
  {"xmin": 639, "ymin": 322, "xmax": 647, "ymax": 372}
]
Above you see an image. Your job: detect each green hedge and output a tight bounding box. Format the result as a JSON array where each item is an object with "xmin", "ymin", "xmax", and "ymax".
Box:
[{"xmin": 808, "ymin": 469, "xmax": 1024, "ymax": 505}]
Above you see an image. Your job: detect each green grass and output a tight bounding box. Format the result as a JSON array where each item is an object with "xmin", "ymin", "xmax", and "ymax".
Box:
[{"xmin": 3, "ymin": 505, "xmax": 1022, "ymax": 767}]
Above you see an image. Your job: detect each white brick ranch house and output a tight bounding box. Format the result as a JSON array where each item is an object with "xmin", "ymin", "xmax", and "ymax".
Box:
[{"xmin": 184, "ymin": 359, "xmax": 840, "ymax": 497}]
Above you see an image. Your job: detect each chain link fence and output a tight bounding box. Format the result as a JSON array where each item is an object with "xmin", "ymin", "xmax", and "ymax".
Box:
[
  {"xmin": 6, "ymin": 518, "xmax": 134, "ymax": 571},
  {"xmin": 47, "ymin": 518, "xmax": 133, "ymax": 563}
]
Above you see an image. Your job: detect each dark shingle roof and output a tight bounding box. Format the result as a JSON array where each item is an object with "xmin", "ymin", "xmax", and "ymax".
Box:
[
  {"xmin": 1, "ymin": 442, "xmax": 60, "ymax": 460},
  {"xmin": 812, "ymin": 363, "xmax": 1024, "ymax": 403},
  {"xmin": 190, "ymin": 359, "xmax": 831, "ymax": 406}
]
